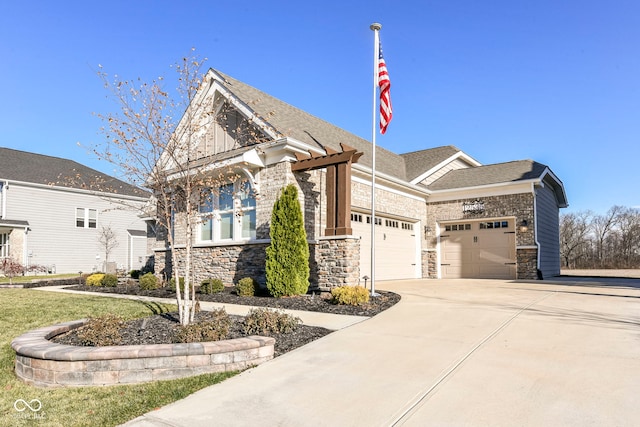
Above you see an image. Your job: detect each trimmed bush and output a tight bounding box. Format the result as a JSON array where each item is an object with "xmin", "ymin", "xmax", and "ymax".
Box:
[
  {"xmin": 169, "ymin": 277, "xmax": 186, "ymax": 292},
  {"xmin": 200, "ymin": 278, "xmax": 224, "ymax": 295},
  {"xmin": 235, "ymin": 277, "xmax": 258, "ymax": 297},
  {"xmin": 331, "ymin": 286, "xmax": 370, "ymax": 306},
  {"xmin": 173, "ymin": 309, "xmax": 230, "ymax": 343},
  {"xmin": 130, "ymin": 270, "xmax": 141, "ymax": 279},
  {"xmin": 139, "ymin": 272, "xmax": 159, "ymax": 290},
  {"xmin": 86, "ymin": 273, "xmax": 105, "ymax": 287},
  {"xmin": 77, "ymin": 314, "xmax": 124, "ymax": 346},
  {"xmin": 101, "ymin": 273, "xmax": 118, "ymax": 287},
  {"xmin": 265, "ymin": 184, "xmax": 310, "ymax": 297},
  {"xmin": 242, "ymin": 308, "xmax": 301, "ymax": 335}
]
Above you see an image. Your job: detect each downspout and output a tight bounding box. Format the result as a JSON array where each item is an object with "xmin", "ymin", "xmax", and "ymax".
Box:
[
  {"xmin": 1, "ymin": 180, "xmax": 8, "ymax": 219},
  {"xmin": 532, "ymin": 183, "xmax": 542, "ymax": 278},
  {"xmin": 23, "ymin": 226, "xmax": 29, "ymax": 269}
]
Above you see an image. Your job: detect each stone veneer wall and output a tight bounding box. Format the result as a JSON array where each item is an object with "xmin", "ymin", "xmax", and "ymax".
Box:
[
  {"xmin": 427, "ymin": 193, "xmax": 537, "ymax": 279},
  {"xmin": 12, "ymin": 320, "xmax": 274, "ymax": 388},
  {"xmin": 422, "ymin": 250, "xmax": 437, "ymax": 279},
  {"xmin": 311, "ymin": 237, "xmax": 360, "ymax": 291},
  {"xmin": 517, "ymin": 247, "xmax": 539, "ymax": 280},
  {"xmin": 155, "ymin": 237, "xmax": 360, "ymax": 291}
]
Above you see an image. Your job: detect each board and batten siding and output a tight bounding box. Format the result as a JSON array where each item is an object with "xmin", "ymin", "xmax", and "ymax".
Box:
[
  {"xmin": 5, "ymin": 183, "xmax": 147, "ymax": 274},
  {"xmin": 419, "ymin": 158, "xmax": 470, "ymax": 186},
  {"xmin": 535, "ymin": 181, "xmax": 561, "ymax": 278}
]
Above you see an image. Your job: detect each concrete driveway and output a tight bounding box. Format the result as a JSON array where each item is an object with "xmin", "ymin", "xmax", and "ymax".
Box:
[{"xmin": 124, "ymin": 278, "xmax": 640, "ymax": 427}]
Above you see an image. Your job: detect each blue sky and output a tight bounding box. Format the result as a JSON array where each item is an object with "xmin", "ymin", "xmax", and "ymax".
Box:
[{"xmin": 1, "ymin": 0, "xmax": 638, "ymax": 215}]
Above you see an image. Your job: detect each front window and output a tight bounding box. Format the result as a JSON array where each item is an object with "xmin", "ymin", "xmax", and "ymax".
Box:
[
  {"xmin": 0, "ymin": 233, "xmax": 9, "ymax": 258},
  {"xmin": 76, "ymin": 208, "xmax": 97, "ymax": 229},
  {"xmin": 199, "ymin": 181, "xmax": 256, "ymax": 242}
]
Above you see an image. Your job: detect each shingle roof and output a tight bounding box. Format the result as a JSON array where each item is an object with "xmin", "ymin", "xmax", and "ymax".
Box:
[
  {"xmin": 214, "ymin": 70, "xmax": 407, "ymax": 180},
  {"xmin": 0, "ymin": 147, "xmax": 148, "ymax": 198},
  {"xmin": 401, "ymin": 145, "xmax": 462, "ymax": 181},
  {"xmin": 428, "ymin": 160, "xmax": 548, "ymax": 190}
]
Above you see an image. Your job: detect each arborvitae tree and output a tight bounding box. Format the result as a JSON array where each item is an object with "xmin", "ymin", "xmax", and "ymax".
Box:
[{"xmin": 265, "ymin": 184, "xmax": 310, "ymax": 297}]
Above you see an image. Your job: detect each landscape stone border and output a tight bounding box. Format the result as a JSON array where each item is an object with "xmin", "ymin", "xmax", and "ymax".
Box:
[{"xmin": 11, "ymin": 320, "xmax": 275, "ymax": 388}]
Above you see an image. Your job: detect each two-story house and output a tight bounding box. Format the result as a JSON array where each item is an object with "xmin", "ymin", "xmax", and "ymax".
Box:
[{"xmin": 0, "ymin": 148, "xmax": 150, "ymax": 274}]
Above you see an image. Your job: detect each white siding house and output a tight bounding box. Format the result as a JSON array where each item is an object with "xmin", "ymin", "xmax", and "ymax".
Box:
[{"xmin": 0, "ymin": 148, "xmax": 150, "ymax": 274}]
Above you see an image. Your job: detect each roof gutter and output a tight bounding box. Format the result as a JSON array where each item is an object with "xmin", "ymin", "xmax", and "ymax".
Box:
[
  {"xmin": 352, "ymin": 163, "xmax": 431, "ymax": 198},
  {"xmin": 1, "ymin": 180, "xmax": 7, "ymax": 219}
]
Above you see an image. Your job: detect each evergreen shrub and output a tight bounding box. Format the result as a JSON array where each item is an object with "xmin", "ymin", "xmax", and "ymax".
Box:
[
  {"xmin": 101, "ymin": 274, "xmax": 118, "ymax": 287},
  {"xmin": 86, "ymin": 273, "xmax": 105, "ymax": 287},
  {"xmin": 139, "ymin": 273, "xmax": 159, "ymax": 290},
  {"xmin": 265, "ymin": 184, "xmax": 310, "ymax": 297},
  {"xmin": 169, "ymin": 277, "xmax": 186, "ymax": 292},
  {"xmin": 200, "ymin": 278, "xmax": 224, "ymax": 294},
  {"xmin": 235, "ymin": 277, "xmax": 258, "ymax": 296},
  {"xmin": 331, "ymin": 286, "xmax": 370, "ymax": 306}
]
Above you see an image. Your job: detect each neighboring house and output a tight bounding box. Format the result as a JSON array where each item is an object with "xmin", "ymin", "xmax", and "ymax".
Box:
[
  {"xmin": 0, "ymin": 148, "xmax": 150, "ymax": 274},
  {"xmin": 154, "ymin": 68, "xmax": 568, "ymax": 289}
]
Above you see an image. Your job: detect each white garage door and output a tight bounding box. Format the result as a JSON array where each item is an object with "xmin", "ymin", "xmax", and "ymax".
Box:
[
  {"xmin": 352, "ymin": 213, "xmax": 419, "ymax": 281},
  {"xmin": 440, "ymin": 219, "xmax": 516, "ymax": 279}
]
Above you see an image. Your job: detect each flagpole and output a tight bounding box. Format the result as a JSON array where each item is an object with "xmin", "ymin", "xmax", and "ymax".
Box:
[{"xmin": 370, "ymin": 22, "xmax": 381, "ymax": 297}]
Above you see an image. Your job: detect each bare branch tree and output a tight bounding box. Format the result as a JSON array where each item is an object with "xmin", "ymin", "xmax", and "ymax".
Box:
[
  {"xmin": 560, "ymin": 211, "xmax": 592, "ymax": 268},
  {"xmin": 98, "ymin": 225, "xmax": 119, "ymax": 265},
  {"xmin": 90, "ymin": 50, "xmax": 266, "ymax": 325}
]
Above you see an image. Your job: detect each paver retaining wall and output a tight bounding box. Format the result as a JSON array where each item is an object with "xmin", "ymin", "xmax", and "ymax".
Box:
[{"xmin": 11, "ymin": 320, "xmax": 274, "ymax": 388}]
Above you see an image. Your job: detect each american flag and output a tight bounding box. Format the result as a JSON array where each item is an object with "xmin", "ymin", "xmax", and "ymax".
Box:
[{"xmin": 378, "ymin": 43, "xmax": 392, "ymax": 134}]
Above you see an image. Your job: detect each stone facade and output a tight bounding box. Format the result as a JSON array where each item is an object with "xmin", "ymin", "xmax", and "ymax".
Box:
[
  {"xmin": 426, "ymin": 193, "xmax": 538, "ymax": 279},
  {"xmin": 156, "ymin": 236, "xmax": 360, "ymax": 291},
  {"xmin": 517, "ymin": 247, "xmax": 539, "ymax": 280},
  {"xmin": 311, "ymin": 237, "xmax": 360, "ymax": 291}
]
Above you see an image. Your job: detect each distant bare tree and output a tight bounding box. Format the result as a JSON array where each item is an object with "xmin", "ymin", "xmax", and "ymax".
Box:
[
  {"xmin": 98, "ymin": 225, "xmax": 119, "ymax": 265},
  {"xmin": 591, "ymin": 205, "xmax": 622, "ymax": 267},
  {"xmin": 560, "ymin": 211, "xmax": 592, "ymax": 268},
  {"xmin": 561, "ymin": 205, "xmax": 640, "ymax": 269}
]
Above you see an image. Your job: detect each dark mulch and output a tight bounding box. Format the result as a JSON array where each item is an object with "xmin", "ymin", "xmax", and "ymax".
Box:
[
  {"xmin": 55, "ymin": 285, "xmax": 400, "ymax": 357},
  {"xmin": 68, "ymin": 284, "xmax": 400, "ymax": 317},
  {"xmin": 52, "ymin": 311, "xmax": 331, "ymax": 357}
]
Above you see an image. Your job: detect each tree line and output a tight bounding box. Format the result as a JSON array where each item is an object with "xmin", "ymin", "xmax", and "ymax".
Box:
[{"xmin": 560, "ymin": 205, "xmax": 640, "ymax": 269}]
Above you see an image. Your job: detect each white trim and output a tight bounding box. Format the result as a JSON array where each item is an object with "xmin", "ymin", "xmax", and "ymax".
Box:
[
  {"xmin": 352, "ymin": 175, "xmax": 427, "ymax": 202},
  {"xmin": 427, "ymin": 181, "xmax": 536, "ymax": 203},
  {"xmin": 352, "ymin": 164, "xmax": 430, "ymax": 197},
  {"xmin": 410, "ymin": 151, "xmax": 482, "ymax": 185},
  {"xmin": 261, "ymin": 137, "xmax": 325, "ymax": 165}
]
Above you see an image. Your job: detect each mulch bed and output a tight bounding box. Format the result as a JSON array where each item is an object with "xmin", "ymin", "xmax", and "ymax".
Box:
[
  {"xmin": 54, "ymin": 285, "xmax": 400, "ymax": 357},
  {"xmin": 68, "ymin": 284, "xmax": 400, "ymax": 317}
]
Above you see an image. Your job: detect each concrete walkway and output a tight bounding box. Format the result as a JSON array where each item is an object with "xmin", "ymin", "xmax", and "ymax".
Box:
[
  {"xmin": 35, "ymin": 285, "xmax": 368, "ymax": 330},
  {"xmin": 114, "ymin": 278, "xmax": 640, "ymax": 427}
]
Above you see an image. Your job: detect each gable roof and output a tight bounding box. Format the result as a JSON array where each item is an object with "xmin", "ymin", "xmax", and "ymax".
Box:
[
  {"xmin": 211, "ymin": 69, "xmax": 408, "ymax": 180},
  {"xmin": 427, "ymin": 160, "xmax": 547, "ymax": 190},
  {"xmin": 401, "ymin": 145, "xmax": 462, "ymax": 181},
  {"xmin": 0, "ymin": 147, "xmax": 147, "ymax": 198},
  {"xmin": 199, "ymin": 69, "xmax": 566, "ymax": 205}
]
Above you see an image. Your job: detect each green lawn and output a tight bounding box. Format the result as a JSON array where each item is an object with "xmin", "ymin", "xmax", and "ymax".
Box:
[
  {"xmin": 0, "ymin": 274, "xmax": 79, "ymax": 284},
  {"xmin": 0, "ymin": 289, "xmax": 238, "ymax": 427}
]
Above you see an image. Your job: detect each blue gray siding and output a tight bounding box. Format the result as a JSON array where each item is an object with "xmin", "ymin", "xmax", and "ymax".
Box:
[{"xmin": 536, "ymin": 181, "xmax": 561, "ymax": 278}]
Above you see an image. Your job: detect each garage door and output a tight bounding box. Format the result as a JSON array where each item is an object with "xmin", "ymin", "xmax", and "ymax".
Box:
[
  {"xmin": 440, "ymin": 219, "xmax": 516, "ymax": 279},
  {"xmin": 352, "ymin": 213, "xmax": 419, "ymax": 281}
]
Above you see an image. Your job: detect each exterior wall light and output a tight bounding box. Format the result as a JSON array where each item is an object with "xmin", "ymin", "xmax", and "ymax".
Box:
[{"xmin": 519, "ymin": 219, "xmax": 529, "ymax": 233}]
